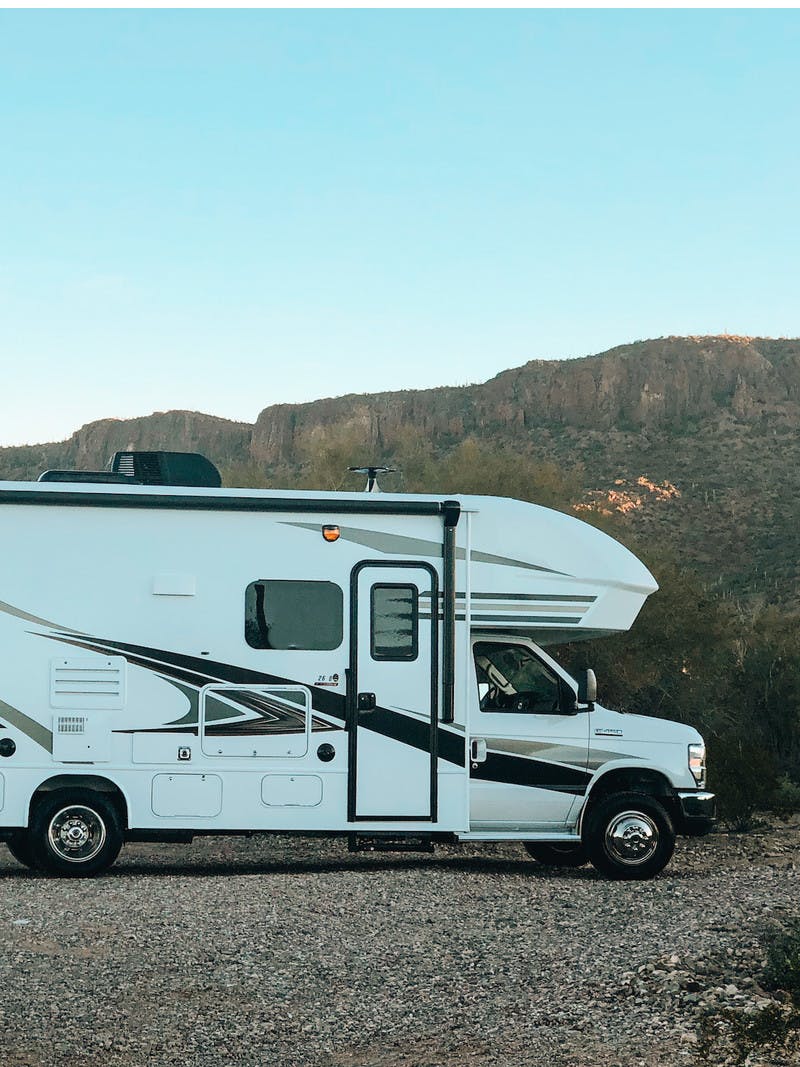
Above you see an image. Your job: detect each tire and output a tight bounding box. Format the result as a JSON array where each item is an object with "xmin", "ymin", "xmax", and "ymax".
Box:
[
  {"xmin": 584, "ymin": 791, "xmax": 675, "ymax": 880},
  {"xmin": 524, "ymin": 842, "xmax": 589, "ymax": 868},
  {"xmin": 6, "ymin": 832, "xmax": 38, "ymax": 870},
  {"xmin": 28, "ymin": 790, "xmax": 123, "ymax": 877}
]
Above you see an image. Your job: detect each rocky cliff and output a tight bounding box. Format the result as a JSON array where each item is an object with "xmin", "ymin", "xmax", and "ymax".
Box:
[{"xmin": 247, "ymin": 336, "xmax": 800, "ymax": 466}]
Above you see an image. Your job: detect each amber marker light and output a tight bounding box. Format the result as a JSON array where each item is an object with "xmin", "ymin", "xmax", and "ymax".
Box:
[{"xmin": 322, "ymin": 525, "xmax": 341, "ymax": 542}]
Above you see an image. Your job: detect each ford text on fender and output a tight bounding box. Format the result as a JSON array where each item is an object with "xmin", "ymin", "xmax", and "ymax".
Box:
[{"xmin": 0, "ymin": 451, "xmax": 714, "ymax": 878}]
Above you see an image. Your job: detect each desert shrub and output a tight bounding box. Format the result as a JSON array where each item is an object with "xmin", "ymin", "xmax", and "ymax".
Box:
[
  {"xmin": 697, "ymin": 1002, "xmax": 800, "ymax": 1066},
  {"xmin": 772, "ymin": 775, "xmax": 800, "ymax": 820},
  {"xmin": 763, "ymin": 919, "xmax": 800, "ymax": 1007},
  {"xmin": 710, "ymin": 733, "xmax": 778, "ymax": 831},
  {"xmin": 696, "ymin": 923, "xmax": 800, "ymax": 1064}
]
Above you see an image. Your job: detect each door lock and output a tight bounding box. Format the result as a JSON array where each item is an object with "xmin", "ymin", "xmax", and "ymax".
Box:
[{"xmin": 357, "ymin": 692, "xmax": 377, "ymax": 713}]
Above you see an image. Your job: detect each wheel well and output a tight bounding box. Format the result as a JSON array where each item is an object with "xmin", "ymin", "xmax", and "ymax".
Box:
[
  {"xmin": 582, "ymin": 768, "xmax": 677, "ymax": 823},
  {"xmin": 29, "ymin": 776, "xmax": 129, "ymax": 829}
]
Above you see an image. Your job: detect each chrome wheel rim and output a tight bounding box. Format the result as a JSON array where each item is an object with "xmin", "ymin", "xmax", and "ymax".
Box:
[
  {"xmin": 604, "ymin": 810, "xmax": 658, "ymax": 866},
  {"xmin": 48, "ymin": 806, "xmax": 106, "ymax": 863}
]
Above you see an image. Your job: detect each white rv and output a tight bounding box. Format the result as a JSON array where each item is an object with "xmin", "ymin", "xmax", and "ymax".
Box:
[{"xmin": 0, "ymin": 452, "xmax": 714, "ymax": 879}]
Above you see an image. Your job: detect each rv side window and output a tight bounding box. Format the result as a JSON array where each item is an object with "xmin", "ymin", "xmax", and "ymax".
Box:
[
  {"xmin": 245, "ymin": 581, "xmax": 343, "ymax": 650},
  {"xmin": 371, "ymin": 584, "xmax": 418, "ymax": 661}
]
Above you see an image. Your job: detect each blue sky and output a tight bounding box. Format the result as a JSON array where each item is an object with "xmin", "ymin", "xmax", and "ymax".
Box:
[{"xmin": 1, "ymin": 10, "xmax": 799, "ymax": 446}]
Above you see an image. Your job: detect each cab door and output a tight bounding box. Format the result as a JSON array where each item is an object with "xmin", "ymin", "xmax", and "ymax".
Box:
[
  {"xmin": 348, "ymin": 561, "xmax": 439, "ymax": 822},
  {"xmin": 468, "ymin": 640, "xmax": 590, "ymax": 829}
]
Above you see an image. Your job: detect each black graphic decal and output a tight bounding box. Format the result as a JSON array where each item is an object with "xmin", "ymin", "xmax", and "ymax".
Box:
[
  {"xmin": 472, "ymin": 751, "xmax": 591, "ymax": 793},
  {"xmin": 38, "ymin": 633, "xmax": 591, "ymax": 791}
]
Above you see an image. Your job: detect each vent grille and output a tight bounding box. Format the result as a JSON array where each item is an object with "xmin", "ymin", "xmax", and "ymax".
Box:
[
  {"xmin": 53, "ymin": 665, "xmax": 122, "ymax": 697},
  {"xmin": 57, "ymin": 715, "xmax": 87, "ymax": 734},
  {"xmin": 115, "ymin": 452, "xmax": 136, "ymax": 477},
  {"xmin": 50, "ymin": 657, "xmax": 126, "ymax": 710}
]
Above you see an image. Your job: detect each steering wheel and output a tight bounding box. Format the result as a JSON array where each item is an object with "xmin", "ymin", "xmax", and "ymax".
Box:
[{"xmin": 505, "ymin": 691, "xmax": 558, "ymax": 713}]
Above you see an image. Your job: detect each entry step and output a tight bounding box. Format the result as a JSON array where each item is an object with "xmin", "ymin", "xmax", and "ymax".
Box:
[{"xmin": 348, "ymin": 834, "xmax": 435, "ymax": 854}]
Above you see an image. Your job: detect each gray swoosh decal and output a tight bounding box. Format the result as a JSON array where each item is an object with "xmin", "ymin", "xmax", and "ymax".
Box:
[
  {"xmin": 0, "ymin": 599, "xmax": 79, "ymax": 634},
  {"xmin": 587, "ymin": 747, "xmax": 643, "ymax": 770},
  {"xmin": 0, "ymin": 697, "xmax": 53, "ymax": 753},
  {"xmin": 282, "ymin": 522, "xmax": 567, "ymax": 575},
  {"xmin": 467, "ymin": 549, "xmax": 567, "ymax": 576},
  {"xmin": 486, "ymin": 737, "xmax": 588, "ymax": 768},
  {"xmin": 485, "ymin": 735, "xmax": 640, "ymax": 770}
]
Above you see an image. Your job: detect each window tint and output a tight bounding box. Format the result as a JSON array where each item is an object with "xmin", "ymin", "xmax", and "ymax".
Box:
[
  {"xmin": 371, "ymin": 584, "xmax": 418, "ymax": 661},
  {"xmin": 474, "ymin": 642, "xmax": 564, "ymax": 714},
  {"xmin": 245, "ymin": 581, "xmax": 343, "ymax": 650}
]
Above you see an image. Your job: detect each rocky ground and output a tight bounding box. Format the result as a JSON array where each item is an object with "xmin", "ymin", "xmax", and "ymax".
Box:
[{"xmin": 1, "ymin": 819, "xmax": 798, "ymax": 1067}]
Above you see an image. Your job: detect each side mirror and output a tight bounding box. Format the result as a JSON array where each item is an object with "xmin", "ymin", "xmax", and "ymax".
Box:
[{"xmin": 578, "ymin": 668, "xmax": 597, "ymax": 709}]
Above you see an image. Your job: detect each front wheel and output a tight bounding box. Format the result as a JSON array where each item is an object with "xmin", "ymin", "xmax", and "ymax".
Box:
[
  {"xmin": 29, "ymin": 791, "xmax": 123, "ymax": 877},
  {"xmin": 524, "ymin": 842, "xmax": 589, "ymax": 868},
  {"xmin": 584, "ymin": 792, "xmax": 675, "ymax": 880}
]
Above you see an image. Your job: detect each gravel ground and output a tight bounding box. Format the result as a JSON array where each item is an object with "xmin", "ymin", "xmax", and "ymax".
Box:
[{"xmin": 1, "ymin": 820, "xmax": 799, "ymax": 1067}]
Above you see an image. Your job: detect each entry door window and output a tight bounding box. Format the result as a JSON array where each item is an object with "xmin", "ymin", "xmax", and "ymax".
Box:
[
  {"xmin": 474, "ymin": 642, "xmax": 562, "ymax": 714},
  {"xmin": 371, "ymin": 584, "xmax": 419, "ymax": 661}
]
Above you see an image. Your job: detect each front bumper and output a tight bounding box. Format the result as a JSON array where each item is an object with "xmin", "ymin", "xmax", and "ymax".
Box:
[{"xmin": 675, "ymin": 790, "xmax": 716, "ymax": 836}]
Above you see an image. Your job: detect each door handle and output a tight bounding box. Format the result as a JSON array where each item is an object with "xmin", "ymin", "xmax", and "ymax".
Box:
[
  {"xmin": 470, "ymin": 738, "xmax": 487, "ymax": 764},
  {"xmin": 357, "ymin": 692, "xmax": 377, "ymax": 713}
]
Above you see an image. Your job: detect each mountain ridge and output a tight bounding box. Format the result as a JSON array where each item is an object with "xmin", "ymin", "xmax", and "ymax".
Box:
[
  {"xmin": 4, "ymin": 334, "xmax": 799, "ymax": 463},
  {"xmin": 2, "ymin": 335, "xmax": 798, "ymax": 606}
]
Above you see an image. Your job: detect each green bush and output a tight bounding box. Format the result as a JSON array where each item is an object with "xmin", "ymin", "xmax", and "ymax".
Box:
[
  {"xmin": 763, "ymin": 919, "xmax": 800, "ymax": 1007},
  {"xmin": 772, "ymin": 775, "xmax": 800, "ymax": 820}
]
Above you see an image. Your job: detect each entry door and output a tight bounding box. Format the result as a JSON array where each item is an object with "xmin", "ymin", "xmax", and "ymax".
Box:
[{"xmin": 348, "ymin": 562, "xmax": 438, "ymax": 822}]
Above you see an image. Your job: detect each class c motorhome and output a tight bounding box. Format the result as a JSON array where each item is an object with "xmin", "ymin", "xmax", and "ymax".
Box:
[{"xmin": 0, "ymin": 452, "xmax": 715, "ymax": 879}]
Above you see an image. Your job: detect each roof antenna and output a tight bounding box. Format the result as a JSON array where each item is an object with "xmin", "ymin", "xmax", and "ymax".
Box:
[{"xmin": 348, "ymin": 465, "xmax": 396, "ymax": 494}]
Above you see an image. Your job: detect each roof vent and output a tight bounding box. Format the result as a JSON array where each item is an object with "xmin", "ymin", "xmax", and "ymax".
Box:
[{"xmin": 110, "ymin": 451, "xmax": 222, "ymax": 488}]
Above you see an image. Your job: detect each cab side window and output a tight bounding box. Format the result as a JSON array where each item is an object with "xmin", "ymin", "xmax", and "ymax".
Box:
[{"xmin": 474, "ymin": 641, "xmax": 564, "ymax": 714}]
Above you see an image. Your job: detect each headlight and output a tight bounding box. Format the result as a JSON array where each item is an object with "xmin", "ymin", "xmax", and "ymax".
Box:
[{"xmin": 688, "ymin": 742, "xmax": 706, "ymax": 786}]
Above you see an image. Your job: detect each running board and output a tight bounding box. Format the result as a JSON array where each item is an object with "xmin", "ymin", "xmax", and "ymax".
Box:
[
  {"xmin": 459, "ymin": 832, "xmax": 582, "ymax": 842},
  {"xmin": 348, "ymin": 834, "xmax": 435, "ymax": 854}
]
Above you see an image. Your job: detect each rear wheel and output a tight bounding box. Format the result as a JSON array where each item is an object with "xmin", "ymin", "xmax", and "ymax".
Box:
[
  {"xmin": 584, "ymin": 792, "xmax": 675, "ymax": 880},
  {"xmin": 29, "ymin": 791, "xmax": 123, "ymax": 877},
  {"xmin": 6, "ymin": 832, "xmax": 37, "ymax": 870},
  {"xmin": 524, "ymin": 842, "xmax": 589, "ymax": 868}
]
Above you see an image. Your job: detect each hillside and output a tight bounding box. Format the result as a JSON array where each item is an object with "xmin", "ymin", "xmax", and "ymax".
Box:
[{"xmin": 2, "ymin": 335, "xmax": 799, "ymax": 607}]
